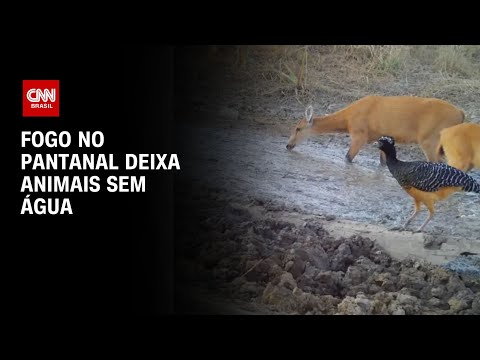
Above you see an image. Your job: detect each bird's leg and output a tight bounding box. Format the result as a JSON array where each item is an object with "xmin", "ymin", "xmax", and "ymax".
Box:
[
  {"xmin": 416, "ymin": 202, "xmax": 435, "ymax": 232},
  {"xmin": 417, "ymin": 213, "xmax": 433, "ymax": 232},
  {"xmin": 404, "ymin": 211, "xmax": 419, "ymax": 228},
  {"xmin": 403, "ymin": 199, "xmax": 421, "ymax": 229}
]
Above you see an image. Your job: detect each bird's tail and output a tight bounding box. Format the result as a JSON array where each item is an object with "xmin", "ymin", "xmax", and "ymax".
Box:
[{"xmin": 463, "ymin": 178, "xmax": 480, "ymax": 193}]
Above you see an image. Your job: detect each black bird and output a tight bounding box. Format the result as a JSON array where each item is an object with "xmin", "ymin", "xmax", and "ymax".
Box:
[{"xmin": 375, "ymin": 136, "xmax": 480, "ymax": 231}]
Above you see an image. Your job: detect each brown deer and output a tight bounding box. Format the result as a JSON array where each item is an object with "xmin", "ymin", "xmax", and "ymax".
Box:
[{"xmin": 286, "ymin": 95, "xmax": 465, "ymax": 164}]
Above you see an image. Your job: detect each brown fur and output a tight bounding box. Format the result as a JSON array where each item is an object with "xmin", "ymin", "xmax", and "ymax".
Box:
[
  {"xmin": 403, "ymin": 186, "xmax": 463, "ymax": 231},
  {"xmin": 436, "ymin": 123, "xmax": 480, "ymax": 172},
  {"xmin": 287, "ymin": 95, "xmax": 464, "ymax": 163}
]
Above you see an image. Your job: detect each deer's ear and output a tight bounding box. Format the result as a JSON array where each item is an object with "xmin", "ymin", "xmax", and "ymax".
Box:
[{"xmin": 305, "ymin": 105, "xmax": 314, "ymax": 125}]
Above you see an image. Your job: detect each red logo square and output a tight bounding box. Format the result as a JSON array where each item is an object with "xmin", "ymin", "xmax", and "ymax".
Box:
[{"xmin": 23, "ymin": 80, "xmax": 60, "ymax": 117}]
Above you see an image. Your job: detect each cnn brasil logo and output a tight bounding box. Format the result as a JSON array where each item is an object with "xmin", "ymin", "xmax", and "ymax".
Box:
[{"xmin": 23, "ymin": 80, "xmax": 60, "ymax": 117}]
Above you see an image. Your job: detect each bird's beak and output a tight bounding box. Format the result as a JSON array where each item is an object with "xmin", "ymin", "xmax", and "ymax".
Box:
[{"xmin": 372, "ymin": 141, "xmax": 379, "ymax": 148}]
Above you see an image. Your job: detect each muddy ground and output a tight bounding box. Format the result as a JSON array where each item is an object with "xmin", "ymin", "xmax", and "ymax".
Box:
[
  {"xmin": 179, "ymin": 123, "xmax": 480, "ymax": 239},
  {"xmin": 175, "ymin": 118, "xmax": 480, "ymax": 315},
  {"xmin": 174, "ymin": 51, "xmax": 480, "ymax": 315}
]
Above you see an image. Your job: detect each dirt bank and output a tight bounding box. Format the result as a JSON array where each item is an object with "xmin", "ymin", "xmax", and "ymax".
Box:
[{"xmin": 175, "ymin": 183, "xmax": 480, "ymax": 315}]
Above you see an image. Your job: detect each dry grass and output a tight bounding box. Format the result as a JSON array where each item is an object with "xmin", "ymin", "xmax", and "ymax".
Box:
[
  {"xmin": 334, "ymin": 45, "xmax": 411, "ymax": 75},
  {"xmin": 219, "ymin": 45, "xmax": 480, "ymax": 121},
  {"xmin": 434, "ymin": 45, "xmax": 480, "ymax": 77}
]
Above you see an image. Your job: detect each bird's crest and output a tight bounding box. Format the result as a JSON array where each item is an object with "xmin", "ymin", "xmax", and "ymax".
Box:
[{"xmin": 379, "ymin": 136, "xmax": 395, "ymax": 145}]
